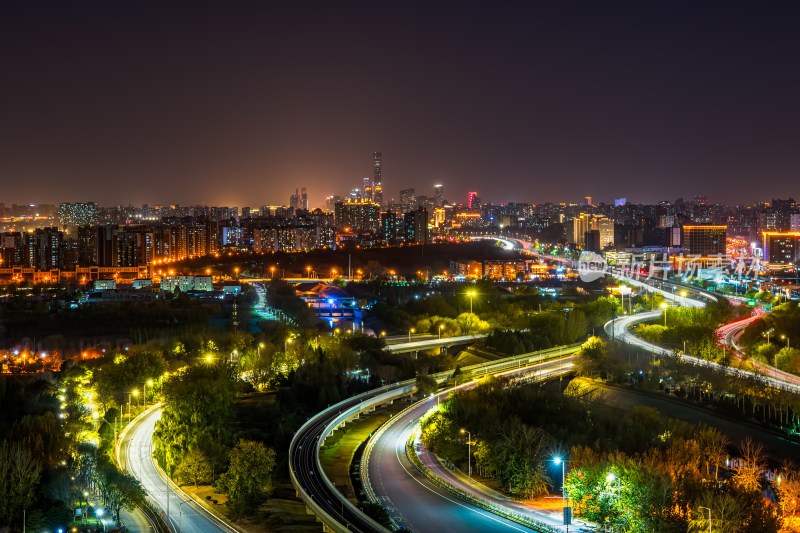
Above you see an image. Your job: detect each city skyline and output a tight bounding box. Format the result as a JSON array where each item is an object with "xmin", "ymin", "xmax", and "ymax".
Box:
[{"xmin": 2, "ymin": 2, "xmax": 799, "ymax": 206}]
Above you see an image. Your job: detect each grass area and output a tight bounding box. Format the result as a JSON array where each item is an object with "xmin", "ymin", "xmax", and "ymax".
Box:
[
  {"xmin": 181, "ymin": 480, "xmax": 322, "ymax": 533},
  {"xmin": 319, "ymin": 402, "xmax": 407, "ymax": 502}
]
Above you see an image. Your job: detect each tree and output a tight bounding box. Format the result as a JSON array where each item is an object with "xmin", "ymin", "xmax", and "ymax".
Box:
[
  {"xmin": 733, "ymin": 438, "xmax": 765, "ymax": 493},
  {"xmin": 176, "ymin": 448, "xmax": 213, "ymax": 488},
  {"xmin": 697, "ymin": 427, "xmax": 729, "ymax": 481},
  {"xmin": 0, "ymin": 442, "xmax": 41, "ymax": 528},
  {"xmin": 358, "ymin": 501, "xmax": 393, "ymax": 529},
  {"xmin": 217, "ymin": 439, "xmax": 276, "ymax": 517},
  {"xmin": 416, "ymin": 374, "xmax": 438, "ymax": 397}
]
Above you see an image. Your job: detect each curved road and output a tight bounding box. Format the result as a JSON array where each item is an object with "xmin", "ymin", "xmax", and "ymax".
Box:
[
  {"xmin": 122, "ymin": 406, "xmax": 233, "ymax": 533},
  {"xmin": 365, "ymin": 357, "xmax": 581, "ymax": 533},
  {"xmin": 290, "ymin": 387, "xmax": 394, "ymax": 533},
  {"xmin": 606, "ymin": 306, "xmax": 800, "ymax": 394},
  {"xmin": 716, "ymin": 309, "xmax": 800, "ymax": 387}
]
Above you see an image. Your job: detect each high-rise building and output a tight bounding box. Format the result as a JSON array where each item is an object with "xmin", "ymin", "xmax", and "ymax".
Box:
[
  {"xmin": 791, "ymin": 213, "xmax": 800, "ymax": 232},
  {"xmin": 433, "ymin": 184, "xmax": 444, "ymax": 206},
  {"xmin": 400, "ymin": 189, "xmax": 416, "ymax": 209},
  {"xmin": 572, "ymin": 213, "xmax": 614, "ymax": 249},
  {"xmin": 404, "ymin": 207, "xmax": 429, "ymax": 244},
  {"xmin": 380, "ymin": 211, "xmax": 399, "ymax": 242},
  {"xmin": 762, "ymin": 232, "xmax": 800, "ymax": 265},
  {"xmin": 373, "ymin": 152, "xmax": 383, "ymax": 206},
  {"xmin": 334, "ymin": 201, "xmax": 380, "ymax": 232},
  {"xmin": 32, "ymin": 227, "xmax": 64, "ymax": 270},
  {"xmin": 290, "ymin": 189, "xmax": 300, "ymax": 211},
  {"xmin": 468, "ymin": 192, "xmax": 478, "ymax": 209},
  {"xmin": 58, "ymin": 202, "xmax": 98, "ymax": 229},
  {"xmin": 325, "ymin": 195, "xmax": 342, "ymax": 212},
  {"xmin": 301, "ymin": 187, "xmax": 309, "ymax": 211},
  {"xmin": 682, "ymin": 225, "xmax": 726, "ymax": 256}
]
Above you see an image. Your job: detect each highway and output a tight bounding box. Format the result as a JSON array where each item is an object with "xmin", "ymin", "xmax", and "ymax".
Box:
[
  {"xmin": 289, "ymin": 386, "xmax": 398, "ymax": 533},
  {"xmin": 384, "ymin": 333, "xmax": 488, "ymax": 354},
  {"xmin": 606, "ymin": 306, "xmax": 800, "ymax": 394},
  {"xmin": 290, "ymin": 345, "xmax": 582, "ymax": 533},
  {"xmin": 716, "ymin": 309, "xmax": 800, "ymax": 388},
  {"xmin": 364, "ymin": 356, "xmax": 584, "ymax": 533},
  {"xmin": 121, "ymin": 405, "xmax": 234, "ymax": 533}
]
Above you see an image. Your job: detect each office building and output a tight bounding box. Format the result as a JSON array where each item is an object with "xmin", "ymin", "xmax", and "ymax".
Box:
[
  {"xmin": 373, "ymin": 152, "xmax": 383, "ymax": 206},
  {"xmin": 682, "ymin": 225, "xmax": 727, "ymax": 256},
  {"xmin": 400, "ymin": 189, "xmax": 416, "ymax": 209}
]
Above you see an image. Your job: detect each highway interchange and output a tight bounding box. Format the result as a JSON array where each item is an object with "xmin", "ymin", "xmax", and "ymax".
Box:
[{"xmin": 122, "ymin": 238, "xmax": 799, "ymax": 533}]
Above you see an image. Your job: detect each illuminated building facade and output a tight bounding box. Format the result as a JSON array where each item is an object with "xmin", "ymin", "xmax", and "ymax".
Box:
[
  {"xmin": 403, "ymin": 207, "xmax": 428, "ymax": 244},
  {"xmin": 373, "ymin": 152, "xmax": 383, "ymax": 206},
  {"xmin": 334, "ymin": 201, "xmax": 380, "ymax": 232},
  {"xmin": 572, "ymin": 213, "xmax": 615, "ymax": 249},
  {"xmin": 682, "ymin": 225, "xmax": 727, "ymax": 256},
  {"xmin": 762, "ymin": 232, "xmax": 800, "ymax": 265}
]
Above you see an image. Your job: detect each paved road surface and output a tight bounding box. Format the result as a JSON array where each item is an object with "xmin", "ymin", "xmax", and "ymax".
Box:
[
  {"xmin": 366, "ymin": 358, "xmax": 585, "ymax": 533},
  {"xmin": 124, "ymin": 407, "xmax": 232, "ymax": 533}
]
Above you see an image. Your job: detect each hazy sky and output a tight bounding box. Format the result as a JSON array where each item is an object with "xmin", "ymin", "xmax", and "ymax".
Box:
[{"xmin": 1, "ymin": 1, "xmax": 799, "ymax": 207}]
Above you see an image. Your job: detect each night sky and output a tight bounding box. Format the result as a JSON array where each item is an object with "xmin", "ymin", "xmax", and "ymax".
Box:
[{"xmin": 2, "ymin": 1, "xmax": 799, "ymax": 207}]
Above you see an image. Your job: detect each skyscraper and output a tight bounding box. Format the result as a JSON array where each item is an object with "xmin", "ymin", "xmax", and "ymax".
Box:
[
  {"xmin": 433, "ymin": 184, "xmax": 444, "ymax": 206},
  {"xmin": 301, "ymin": 187, "xmax": 309, "ymax": 211},
  {"xmin": 373, "ymin": 152, "xmax": 382, "ymax": 206}
]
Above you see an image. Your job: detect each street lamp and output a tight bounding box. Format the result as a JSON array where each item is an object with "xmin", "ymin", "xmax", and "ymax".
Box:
[
  {"xmin": 681, "ymin": 290, "xmax": 687, "ymax": 307},
  {"xmin": 258, "ymin": 343, "xmax": 265, "ymax": 357},
  {"xmin": 460, "ymin": 429, "xmax": 472, "ymax": 483},
  {"xmin": 179, "ymin": 501, "xmax": 186, "ymax": 533},
  {"xmin": 660, "ymin": 302, "xmax": 669, "ymax": 327},
  {"xmin": 144, "ymin": 380, "xmax": 153, "ymax": 410},
  {"xmin": 409, "ymin": 328, "xmax": 415, "ymax": 342},
  {"xmin": 96, "ymin": 507, "xmax": 105, "ymax": 532},
  {"xmin": 467, "ymin": 291, "xmax": 476, "ymax": 314},
  {"xmin": 782, "ymin": 335, "xmax": 790, "ymax": 349},
  {"xmin": 698, "ymin": 506, "xmax": 712, "ymax": 533},
  {"xmin": 553, "ymin": 456, "xmax": 570, "ymax": 526},
  {"xmin": 285, "ymin": 337, "xmax": 293, "ymax": 353},
  {"xmin": 439, "ymin": 324, "xmax": 445, "ymax": 339},
  {"xmin": 606, "ymin": 472, "xmax": 621, "ymax": 501},
  {"xmin": 132, "ymin": 389, "xmax": 139, "ymax": 409}
]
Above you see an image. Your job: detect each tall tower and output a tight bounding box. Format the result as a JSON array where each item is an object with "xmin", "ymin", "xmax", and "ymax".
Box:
[
  {"xmin": 373, "ymin": 152, "xmax": 383, "ymax": 206},
  {"xmin": 301, "ymin": 187, "xmax": 308, "ymax": 211}
]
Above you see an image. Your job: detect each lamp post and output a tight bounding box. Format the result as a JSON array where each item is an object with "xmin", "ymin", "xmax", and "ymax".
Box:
[
  {"xmin": 285, "ymin": 337, "xmax": 293, "ymax": 353},
  {"xmin": 467, "ymin": 291, "xmax": 476, "ymax": 314},
  {"xmin": 661, "ymin": 302, "xmax": 669, "ymax": 327},
  {"xmin": 606, "ymin": 473, "xmax": 621, "ymax": 532},
  {"xmin": 554, "ymin": 456, "xmax": 570, "ymax": 527},
  {"xmin": 460, "ymin": 429, "xmax": 472, "ymax": 483},
  {"xmin": 698, "ymin": 506, "xmax": 712, "ymax": 533},
  {"xmin": 681, "ymin": 290, "xmax": 687, "ymax": 307},
  {"xmin": 782, "ymin": 335, "xmax": 790, "ymax": 349},
  {"xmin": 132, "ymin": 389, "xmax": 139, "ymax": 409},
  {"xmin": 409, "ymin": 328, "xmax": 415, "ymax": 342},
  {"xmin": 258, "ymin": 343, "xmax": 264, "ymax": 357},
  {"xmin": 144, "ymin": 380, "xmax": 153, "ymax": 410},
  {"xmin": 439, "ymin": 324, "xmax": 445, "ymax": 339}
]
